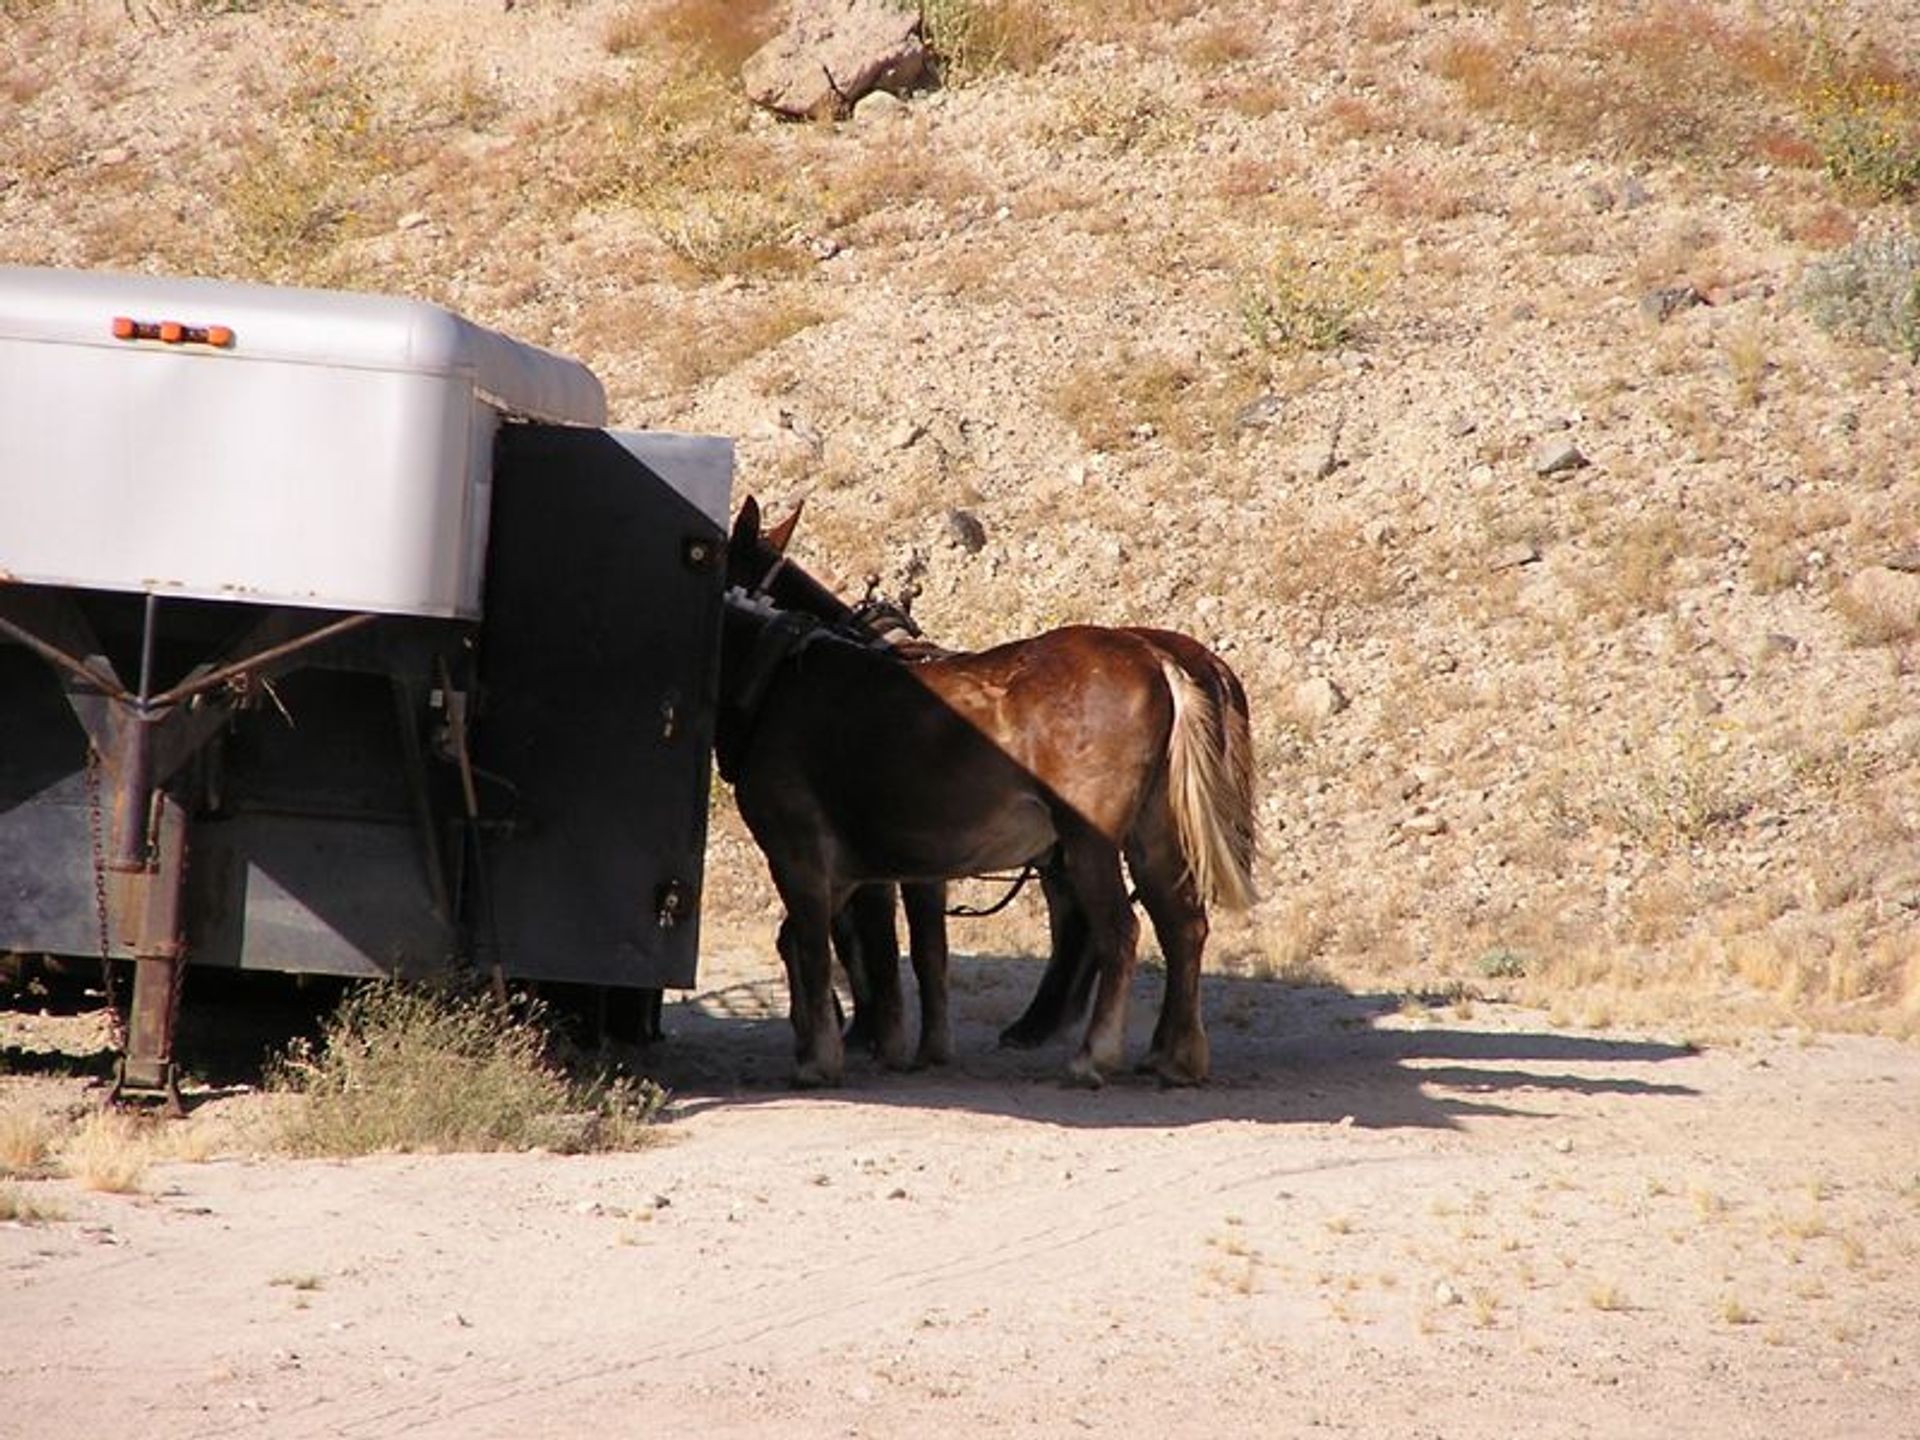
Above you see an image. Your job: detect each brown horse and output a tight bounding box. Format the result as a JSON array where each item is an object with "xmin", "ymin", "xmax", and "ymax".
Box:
[
  {"xmin": 727, "ymin": 500, "xmax": 1258, "ymax": 1057},
  {"xmin": 718, "ymin": 500, "xmax": 1256, "ymax": 1087}
]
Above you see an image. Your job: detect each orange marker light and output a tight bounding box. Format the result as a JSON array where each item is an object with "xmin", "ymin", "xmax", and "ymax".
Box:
[{"xmin": 108, "ymin": 315, "xmax": 235, "ymax": 347}]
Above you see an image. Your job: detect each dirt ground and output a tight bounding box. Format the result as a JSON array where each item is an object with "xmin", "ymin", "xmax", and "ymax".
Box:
[{"xmin": 4, "ymin": 944, "xmax": 1918, "ymax": 1440}]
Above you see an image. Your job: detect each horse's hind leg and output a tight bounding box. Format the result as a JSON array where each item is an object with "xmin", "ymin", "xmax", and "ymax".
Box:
[
  {"xmin": 1058, "ymin": 833, "xmax": 1139, "ymax": 1086},
  {"xmin": 1126, "ymin": 823, "xmax": 1210, "ymax": 1086},
  {"xmin": 901, "ymin": 882, "xmax": 952, "ymax": 1067},
  {"xmin": 998, "ymin": 851, "xmax": 1089, "ymax": 1050}
]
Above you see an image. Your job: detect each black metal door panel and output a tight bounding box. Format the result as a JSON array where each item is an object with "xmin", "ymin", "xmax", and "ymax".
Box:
[{"xmin": 476, "ymin": 425, "xmax": 730, "ymax": 990}]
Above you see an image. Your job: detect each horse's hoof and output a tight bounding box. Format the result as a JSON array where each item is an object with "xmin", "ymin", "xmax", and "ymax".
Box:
[
  {"xmin": 1065, "ymin": 1054, "xmax": 1107, "ymax": 1089},
  {"xmin": 1151, "ymin": 1059, "xmax": 1207, "ymax": 1088},
  {"xmin": 792, "ymin": 1062, "xmax": 842, "ymax": 1090},
  {"xmin": 913, "ymin": 1038, "xmax": 953, "ymax": 1069},
  {"xmin": 998, "ymin": 1021, "xmax": 1049, "ymax": 1051}
]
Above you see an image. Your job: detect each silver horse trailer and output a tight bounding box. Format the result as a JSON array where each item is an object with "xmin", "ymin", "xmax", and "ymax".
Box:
[{"xmin": 0, "ymin": 266, "xmax": 732, "ymax": 1105}]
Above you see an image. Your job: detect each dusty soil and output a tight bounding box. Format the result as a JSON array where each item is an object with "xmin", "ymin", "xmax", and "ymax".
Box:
[{"xmin": 5, "ymin": 946, "xmax": 1920, "ymax": 1439}]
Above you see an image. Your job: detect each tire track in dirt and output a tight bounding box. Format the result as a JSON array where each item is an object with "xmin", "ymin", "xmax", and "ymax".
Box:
[{"xmin": 302, "ymin": 1132, "xmax": 1449, "ymax": 1437}]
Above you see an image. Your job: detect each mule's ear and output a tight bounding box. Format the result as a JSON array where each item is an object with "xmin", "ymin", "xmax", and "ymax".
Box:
[
  {"xmin": 765, "ymin": 500, "xmax": 804, "ymax": 556},
  {"xmin": 731, "ymin": 495, "xmax": 763, "ymax": 551}
]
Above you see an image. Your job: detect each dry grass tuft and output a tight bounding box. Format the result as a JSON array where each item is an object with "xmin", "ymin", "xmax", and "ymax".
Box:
[
  {"xmin": 1431, "ymin": 1, "xmax": 1918, "ymax": 190},
  {"xmin": 924, "ymin": 0, "xmax": 1064, "ymax": 80},
  {"xmin": 269, "ymin": 982, "xmax": 666, "ymax": 1158},
  {"xmin": 0, "ymin": 1183, "xmax": 66, "ymax": 1225},
  {"xmin": 1044, "ymin": 80, "xmax": 1194, "ymax": 155},
  {"xmin": 0, "ymin": 1107, "xmax": 57, "ymax": 1175},
  {"xmin": 59, "ymin": 1111, "xmax": 152, "ymax": 1194},
  {"xmin": 1050, "ymin": 347, "xmax": 1203, "ymax": 452},
  {"xmin": 605, "ymin": 0, "xmax": 781, "ymax": 73},
  {"xmin": 579, "ymin": 288, "xmax": 835, "ymax": 401}
]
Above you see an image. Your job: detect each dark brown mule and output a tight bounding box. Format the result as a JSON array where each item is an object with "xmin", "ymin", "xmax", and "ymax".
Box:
[
  {"xmin": 726, "ymin": 502, "xmax": 955, "ymax": 1069},
  {"xmin": 719, "ymin": 501, "xmax": 1257, "ymax": 1087}
]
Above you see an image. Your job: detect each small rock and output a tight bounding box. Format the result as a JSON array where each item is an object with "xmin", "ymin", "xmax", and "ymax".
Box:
[
  {"xmin": 1489, "ymin": 540, "xmax": 1542, "ymax": 571},
  {"xmin": 1533, "ymin": 438, "xmax": 1590, "ymax": 476},
  {"xmin": 1293, "ymin": 675, "xmax": 1348, "ymax": 721},
  {"xmin": 1235, "ymin": 393, "xmax": 1286, "ymax": 430},
  {"xmin": 1877, "ymin": 869, "xmax": 1920, "ymax": 910},
  {"xmin": 852, "ymin": 89, "xmax": 908, "ymax": 123},
  {"xmin": 1433, "ymin": 1281, "xmax": 1462, "ymax": 1306},
  {"xmin": 1448, "ymin": 413, "xmax": 1479, "ymax": 438},
  {"xmin": 1640, "ymin": 285, "xmax": 1703, "ymax": 323},
  {"xmin": 396, "ymin": 211, "xmax": 431, "ymax": 231},
  {"xmin": 945, "ymin": 508, "xmax": 987, "ymax": 554},
  {"xmin": 1401, "ymin": 810, "xmax": 1447, "ymax": 837},
  {"xmin": 1580, "ymin": 181, "xmax": 1615, "ymax": 213},
  {"xmin": 1884, "ymin": 550, "xmax": 1920, "ymax": 574}
]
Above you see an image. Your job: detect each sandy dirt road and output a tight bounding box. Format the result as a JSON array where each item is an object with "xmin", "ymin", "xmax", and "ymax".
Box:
[{"xmin": 4, "ymin": 946, "xmax": 1918, "ymax": 1439}]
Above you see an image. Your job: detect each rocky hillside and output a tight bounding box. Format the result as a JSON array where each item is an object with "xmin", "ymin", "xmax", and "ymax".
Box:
[{"xmin": 5, "ymin": 0, "xmax": 1918, "ymax": 1034}]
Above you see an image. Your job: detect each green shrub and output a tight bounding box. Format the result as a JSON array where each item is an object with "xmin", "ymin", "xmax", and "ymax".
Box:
[
  {"xmin": 1238, "ymin": 243, "xmax": 1381, "ymax": 354},
  {"xmin": 1800, "ymin": 227, "xmax": 1920, "ymax": 361}
]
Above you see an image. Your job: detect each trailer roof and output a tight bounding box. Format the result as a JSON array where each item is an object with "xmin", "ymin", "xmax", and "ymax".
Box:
[{"xmin": 0, "ymin": 265, "xmax": 606, "ymax": 427}]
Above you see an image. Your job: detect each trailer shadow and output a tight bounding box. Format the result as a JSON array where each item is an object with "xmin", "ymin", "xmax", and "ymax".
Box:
[
  {"xmin": 3, "ymin": 951, "xmax": 1703, "ymax": 1135},
  {"xmin": 0, "ymin": 960, "xmax": 344, "ymax": 1092},
  {"xmin": 639, "ymin": 950, "xmax": 1700, "ymax": 1134}
]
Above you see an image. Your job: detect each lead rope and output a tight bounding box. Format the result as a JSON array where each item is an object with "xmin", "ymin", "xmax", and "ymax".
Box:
[{"xmin": 945, "ymin": 864, "xmax": 1039, "ymax": 918}]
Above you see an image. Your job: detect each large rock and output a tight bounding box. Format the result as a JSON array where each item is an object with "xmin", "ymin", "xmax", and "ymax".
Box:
[{"xmin": 742, "ymin": 0, "xmax": 927, "ymax": 120}]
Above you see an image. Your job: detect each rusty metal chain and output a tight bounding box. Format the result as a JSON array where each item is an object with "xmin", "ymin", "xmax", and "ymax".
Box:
[{"xmin": 83, "ymin": 742, "xmax": 125, "ymax": 1052}]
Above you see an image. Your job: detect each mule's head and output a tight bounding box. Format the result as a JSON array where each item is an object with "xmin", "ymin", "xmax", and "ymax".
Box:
[
  {"xmin": 726, "ymin": 496, "xmax": 862, "ymax": 628},
  {"xmin": 726, "ymin": 495, "xmax": 802, "ymax": 595}
]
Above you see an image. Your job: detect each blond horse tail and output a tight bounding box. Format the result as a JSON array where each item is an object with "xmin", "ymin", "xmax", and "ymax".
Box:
[{"xmin": 1161, "ymin": 658, "xmax": 1258, "ymax": 911}]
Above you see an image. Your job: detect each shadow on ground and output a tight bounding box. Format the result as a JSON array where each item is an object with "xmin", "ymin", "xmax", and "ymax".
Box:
[{"xmin": 636, "ymin": 950, "xmax": 1699, "ymax": 1133}]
